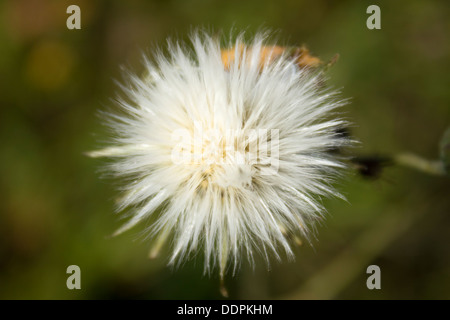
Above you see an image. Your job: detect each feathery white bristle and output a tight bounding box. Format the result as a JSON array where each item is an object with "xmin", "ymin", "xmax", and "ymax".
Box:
[{"xmin": 90, "ymin": 31, "xmax": 350, "ymax": 274}]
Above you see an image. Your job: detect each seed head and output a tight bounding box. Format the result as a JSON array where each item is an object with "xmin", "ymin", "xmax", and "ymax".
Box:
[{"xmin": 88, "ymin": 31, "xmax": 350, "ymax": 276}]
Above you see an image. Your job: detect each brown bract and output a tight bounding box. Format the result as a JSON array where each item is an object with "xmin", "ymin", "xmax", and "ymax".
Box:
[{"xmin": 221, "ymin": 44, "xmax": 322, "ymax": 70}]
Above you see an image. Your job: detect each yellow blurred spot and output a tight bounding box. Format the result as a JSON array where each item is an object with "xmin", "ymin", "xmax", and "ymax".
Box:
[
  {"xmin": 294, "ymin": 236, "xmax": 303, "ymax": 246},
  {"xmin": 25, "ymin": 41, "xmax": 75, "ymax": 91}
]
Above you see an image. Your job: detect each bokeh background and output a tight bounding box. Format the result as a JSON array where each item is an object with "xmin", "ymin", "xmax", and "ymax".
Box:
[{"xmin": 1, "ymin": 0, "xmax": 449, "ymax": 299}]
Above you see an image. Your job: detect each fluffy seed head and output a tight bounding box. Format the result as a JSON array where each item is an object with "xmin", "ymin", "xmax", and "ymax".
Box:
[{"xmin": 88, "ymin": 31, "xmax": 349, "ymax": 275}]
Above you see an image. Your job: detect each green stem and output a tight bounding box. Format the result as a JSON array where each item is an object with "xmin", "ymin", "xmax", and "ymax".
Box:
[{"xmin": 394, "ymin": 152, "xmax": 446, "ymax": 175}]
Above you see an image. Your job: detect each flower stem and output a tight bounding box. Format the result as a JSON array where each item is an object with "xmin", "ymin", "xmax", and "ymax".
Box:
[{"xmin": 393, "ymin": 152, "xmax": 446, "ymax": 175}]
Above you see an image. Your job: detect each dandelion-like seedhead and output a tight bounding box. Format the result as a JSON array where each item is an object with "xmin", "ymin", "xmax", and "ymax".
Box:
[{"xmin": 88, "ymin": 31, "xmax": 350, "ymax": 277}]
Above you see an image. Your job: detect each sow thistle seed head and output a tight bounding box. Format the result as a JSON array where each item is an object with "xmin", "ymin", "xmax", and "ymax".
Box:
[{"xmin": 88, "ymin": 31, "xmax": 350, "ymax": 277}]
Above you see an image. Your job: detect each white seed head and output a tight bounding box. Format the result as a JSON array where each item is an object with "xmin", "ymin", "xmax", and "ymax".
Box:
[{"xmin": 89, "ymin": 31, "xmax": 350, "ymax": 275}]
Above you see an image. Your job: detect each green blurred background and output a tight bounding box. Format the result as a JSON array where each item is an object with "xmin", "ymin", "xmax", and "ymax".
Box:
[{"xmin": 0, "ymin": 0, "xmax": 449, "ymax": 299}]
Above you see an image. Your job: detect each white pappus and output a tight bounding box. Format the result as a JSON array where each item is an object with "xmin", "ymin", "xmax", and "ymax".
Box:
[{"xmin": 88, "ymin": 31, "xmax": 350, "ymax": 280}]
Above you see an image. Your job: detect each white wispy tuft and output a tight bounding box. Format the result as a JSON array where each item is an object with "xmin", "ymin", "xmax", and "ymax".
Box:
[{"xmin": 88, "ymin": 31, "xmax": 350, "ymax": 277}]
